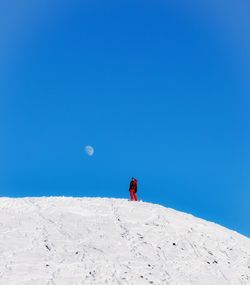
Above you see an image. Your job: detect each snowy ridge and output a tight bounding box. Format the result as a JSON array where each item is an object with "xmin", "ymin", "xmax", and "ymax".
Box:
[{"xmin": 0, "ymin": 197, "xmax": 250, "ymax": 285}]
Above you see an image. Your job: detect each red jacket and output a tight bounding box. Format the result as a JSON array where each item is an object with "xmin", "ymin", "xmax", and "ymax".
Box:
[{"xmin": 129, "ymin": 179, "xmax": 138, "ymax": 192}]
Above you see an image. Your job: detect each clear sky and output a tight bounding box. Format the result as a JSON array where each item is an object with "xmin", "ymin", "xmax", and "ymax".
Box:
[{"xmin": 1, "ymin": 0, "xmax": 250, "ymax": 237}]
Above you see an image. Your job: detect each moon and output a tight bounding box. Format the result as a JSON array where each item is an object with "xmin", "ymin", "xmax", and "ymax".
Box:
[{"xmin": 85, "ymin": 145, "xmax": 94, "ymax": 156}]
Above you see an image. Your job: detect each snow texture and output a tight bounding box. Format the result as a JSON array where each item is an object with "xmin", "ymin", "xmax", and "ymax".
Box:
[{"xmin": 0, "ymin": 197, "xmax": 250, "ymax": 285}]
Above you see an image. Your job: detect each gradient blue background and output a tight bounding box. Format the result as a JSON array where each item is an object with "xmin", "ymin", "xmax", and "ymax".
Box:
[{"xmin": 1, "ymin": 0, "xmax": 250, "ymax": 237}]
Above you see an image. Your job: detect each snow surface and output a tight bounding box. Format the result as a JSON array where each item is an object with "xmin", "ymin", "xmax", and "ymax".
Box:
[{"xmin": 0, "ymin": 197, "xmax": 250, "ymax": 285}]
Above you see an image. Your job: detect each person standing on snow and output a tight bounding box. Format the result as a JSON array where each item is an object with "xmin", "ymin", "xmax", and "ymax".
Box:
[{"xmin": 129, "ymin": 177, "xmax": 138, "ymax": 201}]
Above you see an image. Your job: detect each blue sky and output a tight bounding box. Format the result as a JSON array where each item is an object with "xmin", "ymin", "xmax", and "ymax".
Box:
[{"xmin": 1, "ymin": 0, "xmax": 250, "ymax": 237}]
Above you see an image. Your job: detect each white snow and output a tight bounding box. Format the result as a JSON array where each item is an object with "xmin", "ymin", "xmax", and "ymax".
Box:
[{"xmin": 0, "ymin": 197, "xmax": 250, "ymax": 285}]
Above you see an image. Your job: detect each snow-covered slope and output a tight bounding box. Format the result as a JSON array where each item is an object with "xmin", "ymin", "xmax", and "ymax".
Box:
[{"xmin": 0, "ymin": 197, "xmax": 250, "ymax": 285}]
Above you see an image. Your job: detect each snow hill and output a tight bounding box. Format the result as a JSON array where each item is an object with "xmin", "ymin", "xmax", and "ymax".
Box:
[{"xmin": 0, "ymin": 198, "xmax": 250, "ymax": 285}]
